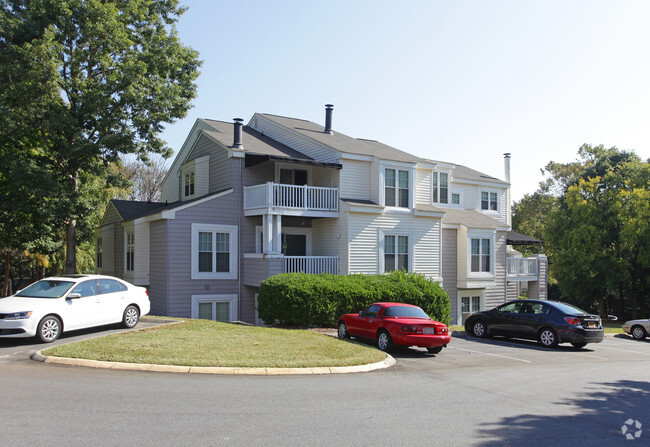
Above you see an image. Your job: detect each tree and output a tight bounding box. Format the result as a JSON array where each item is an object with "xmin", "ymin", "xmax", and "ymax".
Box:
[
  {"xmin": 0, "ymin": 0, "xmax": 201, "ymax": 273},
  {"xmin": 119, "ymin": 155, "xmax": 169, "ymax": 202},
  {"xmin": 542, "ymin": 145, "xmax": 650, "ymax": 318}
]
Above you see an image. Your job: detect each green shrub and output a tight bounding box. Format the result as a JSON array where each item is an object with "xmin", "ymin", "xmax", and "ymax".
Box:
[{"xmin": 257, "ymin": 271, "xmax": 450, "ymax": 327}]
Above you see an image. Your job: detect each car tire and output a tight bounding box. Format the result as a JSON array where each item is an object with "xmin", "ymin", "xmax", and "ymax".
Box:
[
  {"xmin": 122, "ymin": 305, "xmax": 140, "ymax": 329},
  {"xmin": 571, "ymin": 342, "xmax": 587, "ymax": 349},
  {"xmin": 37, "ymin": 315, "xmax": 61, "ymax": 343},
  {"xmin": 426, "ymin": 346, "xmax": 443, "ymax": 354},
  {"xmin": 631, "ymin": 325, "xmax": 647, "ymax": 340},
  {"xmin": 337, "ymin": 321, "xmax": 350, "ymax": 339},
  {"xmin": 377, "ymin": 330, "xmax": 394, "ymax": 352},
  {"xmin": 471, "ymin": 320, "xmax": 488, "ymax": 338},
  {"xmin": 538, "ymin": 327, "xmax": 559, "ymax": 348}
]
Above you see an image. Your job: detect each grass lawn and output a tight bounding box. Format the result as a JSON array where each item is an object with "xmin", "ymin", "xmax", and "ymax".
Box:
[{"xmin": 42, "ymin": 319, "xmax": 386, "ymax": 368}]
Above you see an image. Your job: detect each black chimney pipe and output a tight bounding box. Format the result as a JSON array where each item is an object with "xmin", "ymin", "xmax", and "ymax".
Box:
[
  {"xmin": 324, "ymin": 104, "xmax": 334, "ymax": 135},
  {"xmin": 233, "ymin": 118, "xmax": 244, "ymax": 149}
]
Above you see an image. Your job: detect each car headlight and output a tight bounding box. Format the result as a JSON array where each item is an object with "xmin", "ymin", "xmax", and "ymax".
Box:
[{"xmin": 4, "ymin": 311, "xmax": 33, "ymax": 320}]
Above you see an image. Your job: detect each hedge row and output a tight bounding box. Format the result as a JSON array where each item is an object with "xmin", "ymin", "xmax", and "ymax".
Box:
[{"xmin": 257, "ymin": 270, "xmax": 450, "ymax": 327}]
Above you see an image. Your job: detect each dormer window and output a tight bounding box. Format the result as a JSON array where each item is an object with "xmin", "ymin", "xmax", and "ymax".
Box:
[
  {"xmin": 432, "ymin": 172, "xmax": 449, "ymax": 204},
  {"xmin": 385, "ymin": 168, "xmax": 409, "ymax": 208},
  {"xmin": 481, "ymin": 191, "xmax": 498, "ymax": 211},
  {"xmin": 184, "ymin": 172, "xmax": 195, "ymax": 197}
]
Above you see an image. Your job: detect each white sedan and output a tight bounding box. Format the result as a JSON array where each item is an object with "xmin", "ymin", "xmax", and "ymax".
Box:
[
  {"xmin": 0, "ymin": 274, "xmax": 150, "ymax": 343},
  {"xmin": 622, "ymin": 318, "xmax": 650, "ymax": 340}
]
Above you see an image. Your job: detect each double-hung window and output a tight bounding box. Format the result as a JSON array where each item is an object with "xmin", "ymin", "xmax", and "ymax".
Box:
[
  {"xmin": 481, "ymin": 191, "xmax": 498, "ymax": 211},
  {"xmin": 432, "ymin": 172, "xmax": 449, "ymax": 204},
  {"xmin": 184, "ymin": 172, "xmax": 195, "ymax": 197},
  {"xmin": 384, "ymin": 234, "xmax": 409, "ymax": 272},
  {"xmin": 192, "ymin": 294, "xmax": 237, "ymax": 322},
  {"xmin": 385, "ymin": 168, "xmax": 409, "ymax": 208},
  {"xmin": 125, "ymin": 232, "xmax": 135, "ymax": 271},
  {"xmin": 471, "ymin": 238, "xmax": 491, "ymax": 273},
  {"xmin": 192, "ymin": 224, "xmax": 238, "ymax": 279}
]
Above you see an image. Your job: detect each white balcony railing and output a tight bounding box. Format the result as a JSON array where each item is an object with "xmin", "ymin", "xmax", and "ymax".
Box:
[
  {"xmin": 284, "ymin": 256, "xmax": 339, "ymax": 275},
  {"xmin": 507, "ymin": 257, "xmax": 539, "ymax": 278},
  {"xmin": 244, "ymin": 182, "xmax": 339, "ymax": 212}
]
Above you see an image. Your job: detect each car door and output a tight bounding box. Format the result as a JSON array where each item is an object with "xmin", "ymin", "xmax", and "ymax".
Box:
[
  {"xmin": 490, "ymin": 301, "xmax": 524, "ymax": 336},
  {"xmin": 512, "ymin": 302, "xmax": 549, "ymax": 339},
  {"xmin": 349, "ymin": 305, "xmax": 381, "ymax": 340},
  {"xmin": 96, "ymin": 278, "xmax": 128, "ymax": 324},
  {"xmin": 64, "ymin": 280, "xmax": 102, "ymax": 330}
]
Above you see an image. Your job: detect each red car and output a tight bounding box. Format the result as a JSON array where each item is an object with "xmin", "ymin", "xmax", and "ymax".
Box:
[{"xmin": 337, "ymin": 302, "xmax": 451, "ymax": 353}]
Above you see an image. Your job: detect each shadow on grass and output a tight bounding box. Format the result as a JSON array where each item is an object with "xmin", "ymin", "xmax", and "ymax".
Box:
[{"xmin": 475, "ymin": 380, "xmax": 650, "ymax": 446}]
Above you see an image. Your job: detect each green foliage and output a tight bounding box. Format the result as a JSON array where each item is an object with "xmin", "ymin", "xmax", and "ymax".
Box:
[{"xmin": 257, "ymin": 271, "xmax": 450, "ymax": 327}]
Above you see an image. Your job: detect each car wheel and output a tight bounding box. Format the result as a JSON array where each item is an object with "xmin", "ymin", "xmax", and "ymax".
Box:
[
  {"xmin": 122, "ymin": 305, "xmax": 140, "ymax": 328},
  {"xmin": 37, "ymin": 315, "xmax": 61, "ymax": 343},
  {"xmin": 426, "ymin": 346, "xmax": 443, "ymax": 354},
  {"xmin": 538, "ymin": 327, "xmax": 559, "ymax": 348},
  {"xmin": 631, "ymin": 325, "xmax": 647, "ymax": 340},
  {"xmin": 471, "ymin": 320, "xmax": 488, "ymax": 338},
  {"xmin": 377, "ymin": 330, "xmax": 394, "ymax": 352},
  {"xmin": 571, "ymin": 342, "xmax": 587, "ymax": 349},
  {"xmin": 337, "ymin": 321, "xmax": 350, "ymax": 339}
]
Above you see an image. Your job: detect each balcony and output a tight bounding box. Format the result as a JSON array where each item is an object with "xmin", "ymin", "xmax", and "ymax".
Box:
[
  {"xmin": 244, "ymin": 182, "xmax": 339, "ymax": 217},
  {"xmin": 507, "ymin": 257, "xmax": 539, "ymax": 282},
  {"xmin": 284, "ymin": 256, "xmax": 339, "ymax": 275},
  {"xmin": 243, "ymin": 255, "xmax": 339, "ymax": 287}
]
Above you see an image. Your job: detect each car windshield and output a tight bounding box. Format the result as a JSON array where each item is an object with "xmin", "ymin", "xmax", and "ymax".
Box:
[
  {"xmin": 15, "ymin": 280, "xmax": 75, "ymax": 298},
  {"xmin": 383, "ymin": 306, "xmax": 430, "ymax": 319},
  {"xmin": 551, "ymin": 301, "xmax": 590, "ymax": 315}
]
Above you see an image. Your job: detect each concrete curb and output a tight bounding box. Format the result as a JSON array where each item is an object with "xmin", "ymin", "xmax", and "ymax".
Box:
[{"xmin": 30, "ymin": 351, "xmax": 396, "ymax": 375}]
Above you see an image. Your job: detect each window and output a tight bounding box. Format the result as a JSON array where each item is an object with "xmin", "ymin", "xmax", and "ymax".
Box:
[
  {"xmin": 126, "ymin": 232, "xmax": 135, "ymax": 271},
  {"xmin": 471, "ymin": 238, "xmax": 491, "ymax": 273},
  {"xmin": 481, "ymin": 191, "xmax": 498, "ymax": 211},
  {"xmin": 71, "ymin": 280, "xmax": 99, "ymax": 298},
  {"xmin": 384, "ymin": 234, "xmax": 409, "ymax": 272},
  {"xmin": 191, "ymin": 224, "xmax": 238, "ymax": 279},
  {"xmin": 385, "ymin": 168, "xmax": 409, "ymax": 207},
  {"xmin": 461, "ymin": 296, "xmax": 481, "ymax": 314},
  {"xmin": 97, "ymin": 278, "xmax": 126, "ymax": 294},
  {"xmin": 360, "ymin": 304, "xmax": 381, "ymax": 317},
  {"xmin": 192, "ymin": 294, "xmax": 237, "ymax": 321},
  {"xmin": 451, "ymin": 193, "xmax": 460, "ymax": 205},
  {"xmin": 184, "ymin": 171, "xmax": 195, "ymax": 197},
  {"xmin": 432, "ymin": 172, "xmax": 448, "ymax": 204},
  {"xmin": 96, "ymin": 237, "xmax": 103, "ymax": 269}
]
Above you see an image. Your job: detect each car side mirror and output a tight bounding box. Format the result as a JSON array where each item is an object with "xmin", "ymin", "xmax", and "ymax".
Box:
[
  {"xmin": 607, "ymin": 315, "xmax": 618, "ymax": 321},
  {"xmin": 66, "ymin": 293, "xmax": 82, "ymax": 300}
]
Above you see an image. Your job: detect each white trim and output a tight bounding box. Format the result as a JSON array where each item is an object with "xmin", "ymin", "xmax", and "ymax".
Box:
[
  {"xmin": 255, "ymin": 225, "xmax": 312, "ymax": 255},
  {"xmin": 380, "ymin": 164, "xmax": 415, "ymax": 209},
  {"xmin": 478, "ymin": 188, "xmax": 502, "ymax": 213},
  {"xmin": 191, "ymin": 223, "xmax": 238, "ymax": 280},
  {"xmin": 191, "ymin": 294, "xmax": 238, "ymax": 321},
  {"xmin": 467, "ymin": 230, "xmax": 496, "ymax": 279},
  {"xmin": 378, "ymin": 229, "xmax": 413, "ymax": 274},
  {"xmin": 457, "ymin": 290, "xmax": 485, "ymax": 326},
  {"xmin": 158, "ymin": 189, "xmax": 233, "ymax": 220},
  {"xmin": 431, "ymin": 170, "xmax": 452, "ymax": 206}
]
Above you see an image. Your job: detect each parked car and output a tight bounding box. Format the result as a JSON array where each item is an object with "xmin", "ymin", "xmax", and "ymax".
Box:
[
  {"xmin": 0, "ymin": 274, "xmax": 150, "ymax": 343},
  {"xmin": 465, "ymin": 299, "xmax": 604, "ymax": 349},
  {"xmin": 337, "ymin": 302, "xmax": 451, "ymax": 353},
  {"xmin": 622, "ymin": 318, "xmax": 650, "ymax": 340}
]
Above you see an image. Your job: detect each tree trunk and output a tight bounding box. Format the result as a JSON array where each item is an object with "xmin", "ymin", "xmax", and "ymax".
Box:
[
  {"xmin": 2, "ymin": 252, "xmax": 10, "ymax": 297},
  {"xmin": 65, "ymin": 171, "xmax": 79, "ymax": 274}
]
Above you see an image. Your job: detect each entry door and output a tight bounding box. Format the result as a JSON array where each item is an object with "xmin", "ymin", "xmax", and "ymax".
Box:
[
  {"xmin": 283, "ymin": 234, "xmax": 307, "ymax": 256},
  {"xmin": 280, "ymin": 168, "xmax": 308, "ymax": 185}
]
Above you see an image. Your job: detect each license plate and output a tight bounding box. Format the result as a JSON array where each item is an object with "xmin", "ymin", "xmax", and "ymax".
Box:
[
  {"xmin": 423, "ymin": 327, "xmax": 434, "ymax": 334},
  {"xmin": 588, "ymin": 322, "xmax": 597, "ymax": 328}
]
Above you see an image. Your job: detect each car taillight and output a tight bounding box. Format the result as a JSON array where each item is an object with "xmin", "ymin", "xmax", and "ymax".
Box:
[
  {"xmin": 401, "ymin": 326, "xmax": 423, "ymax": 334},
  {"xmin": 564, "ymin": 317, "xmax": 581, "ymax": 325},
  {"xmin": 437, "ymin": 326, "xmax": 448, "ymax": 334}
]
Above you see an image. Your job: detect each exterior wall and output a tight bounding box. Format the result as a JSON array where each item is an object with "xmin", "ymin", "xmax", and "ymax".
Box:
[
  {"xmin": 482, "ymin": 231, "xmax": 508, "ymax": 309},
  {"xmin": 149, "ymin": 219, "xmax": 169, "ymax": 316},
  {"xmin": 346, "ymin": 211, "xmax": 441, "ymax": 280},
  {"xmin": 133, "ymin": 220, "xmax": 150, "ymax": 286},
  {"xmin": 369, "ymin": 159, "xmax": 380, "ymax": 204},
  {"xmin": 161, "ymin": 120, "xmax": 215, "ymax": 203},
  {"xmin": 242, "ymin": 256, "xmax": 283, "ymax": 287},
  {"xmin": 312, "ymin": 166, "xmax": 339, "ymax": 188},
  {"xmin": 415, "ymin": 168, "xmax": 432, "ymax": 205},
  {"xmin": 100, "ymin": 223, "xmax": 116, "ymax": 276},
  {"xmin": 441, "ymin": 228, "xmax": 459, "ymax": 323},
  {"xmin": 339, "ymin": 159, "xmax": 370, "ymax": 200},
  {"xmin": 250, "ymin": 114, "xmax": 339, "ymax": 163}
]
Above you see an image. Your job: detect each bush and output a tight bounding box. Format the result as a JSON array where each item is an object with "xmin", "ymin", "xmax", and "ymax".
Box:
[{"xmin": 257, "ymin": 271, "xmax": 450, "ymax": 327}]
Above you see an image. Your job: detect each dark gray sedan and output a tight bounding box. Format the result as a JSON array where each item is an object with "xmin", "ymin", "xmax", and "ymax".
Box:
[{"xmin": 465, "ymin": 299, "xmax": 604, "ymax": 349}]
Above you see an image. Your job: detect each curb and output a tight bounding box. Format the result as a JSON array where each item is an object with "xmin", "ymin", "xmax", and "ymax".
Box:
[{"xmin": 30, "ymin": 351, "xmax": 396, "ymax": 375}]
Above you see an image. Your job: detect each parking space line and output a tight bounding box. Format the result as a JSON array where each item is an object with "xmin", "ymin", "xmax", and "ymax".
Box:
[
  {"xmin": 596, "ymin": 345, "xmax": 650, "ymax": 356},
  {"xmin": 448, "ymin": 346, "xmax": 532, "ymax": 363},
  {"xmin": 571, "ymin": 352, "xmax": 609, "ymax": 360}
]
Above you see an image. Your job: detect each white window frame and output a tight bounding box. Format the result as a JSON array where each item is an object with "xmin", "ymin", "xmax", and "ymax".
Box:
[
  {"xmin": 432, "ymin": 171, "xmax": 450, "ymax": 205},
  {"xmin": 467, "ymin": 230, "xmax": 496, "ymax": 278},
  {"xmin": 380, "ymin": 164, "xmax": 414, "ymax": 210},
  {"xmin": 479, "ymin": 189, "xmax": 500, "ymax": 212},
  {"xmin": 457, "ymin": 291, "xmax": 485, "ymax": 325},
  {"xmin": 450, "ymin": 191, "xmax": 462, "ymax": 207},
  {"xmin": 191, "ymin": 223, "xmax": 238, "ymax": 280},
  {"xmin": 191, "ymin": 294, "xmax": 237, "ymax": 321},
  {"xmin": 379, "ymin": 229, "xmax": 413, "ymax": 273}
]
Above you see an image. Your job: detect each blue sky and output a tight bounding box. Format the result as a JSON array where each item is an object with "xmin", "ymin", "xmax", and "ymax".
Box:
[{"xmin": 161, "ymin": 0, "xmax": 650, "ymax": 200}]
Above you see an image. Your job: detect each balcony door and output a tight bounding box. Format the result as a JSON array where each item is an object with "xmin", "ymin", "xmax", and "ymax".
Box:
[
  {"xmin": 280, "ymin": 168, "xmax": 308, "ymax": 185},
  {"xmin": 283, "ymin": 234, "xmax": 306, "ymax": 256}
]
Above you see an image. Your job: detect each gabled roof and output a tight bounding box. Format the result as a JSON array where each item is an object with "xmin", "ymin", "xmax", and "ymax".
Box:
[
  {"xmin": 198, "ymin": 119, "xmax": 312, "ymax": 161},
  {"xmin": 448, "ymin": 164, "xmax": 508, "ymax": 186},
  {"xmin": 110, "ymin": 200, "xmax": 180, "ymax": 222},
  {"xmin": 439, "ymin": 208, "xmax": 509, "ymax": 230},
  {"xmin": 258, "ymin": 113, "xmax": 429, "ymax": 164}
]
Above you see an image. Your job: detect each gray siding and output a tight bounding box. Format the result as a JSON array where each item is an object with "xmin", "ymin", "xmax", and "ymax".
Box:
[
  {"xmin": 441, "ymin": 228, "xmax": 458, "ymax": 323},
  {"xmin": 149, "ymin": 219, "xmax": 169, "ymax": 316},
  {"xmin": 188, "ymin": 134, "xmax": 232, "ymax": 194},
  {"xmin": 483, "ymin": 232, "xmax": 508, "ymax": 309}
]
